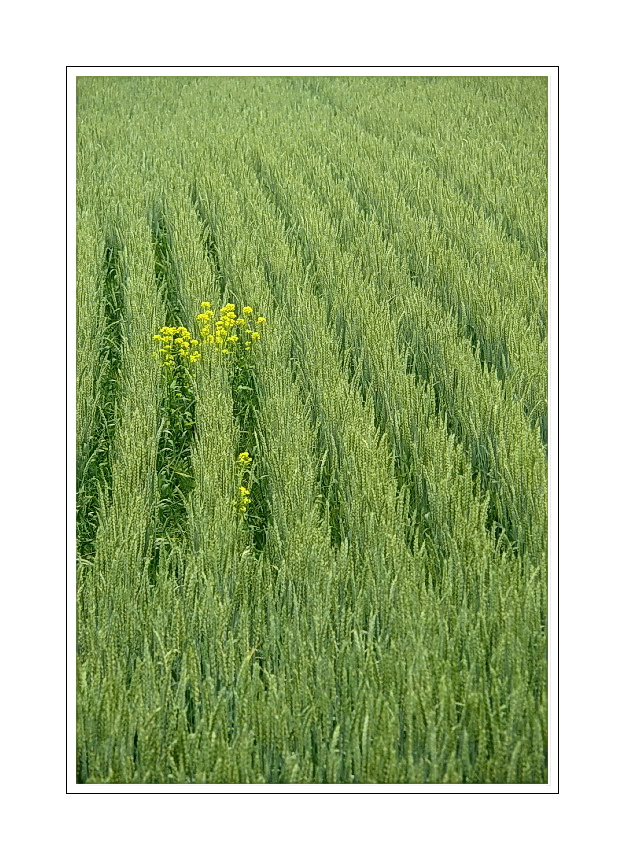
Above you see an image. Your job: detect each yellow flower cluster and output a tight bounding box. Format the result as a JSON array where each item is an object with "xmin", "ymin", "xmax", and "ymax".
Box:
[
  {"xmin": 154, "ymin": 303, "xmax": 265, "ymax": 368},
  {"xmin": 234, "ymin": 485, "xmax": 251, "ymax": 515},
  {"xmin": 235, "ymin": 451, "xmax": 253, "ymax": 514},
  {"xmin": 153, "ymin": 325, "xmax": 201, "ymax": 368},
  {"xmin": 237, "ymin": 451, "xmax": 252, "ymax": 468},
  {"xmin": 196, "ymin": 302, "xmax": 265, "ymax": 356}
]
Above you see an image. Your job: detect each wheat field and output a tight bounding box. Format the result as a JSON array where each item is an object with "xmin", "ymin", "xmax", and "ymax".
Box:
[{"xmin": 76, "ymin": 75, "xmax": 548, "ymax": 784}]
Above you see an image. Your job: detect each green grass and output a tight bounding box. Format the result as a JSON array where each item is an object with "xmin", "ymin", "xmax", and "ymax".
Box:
[{"xmin": 76, "ymin": 75, "xmax": 548, "ymax": 784}]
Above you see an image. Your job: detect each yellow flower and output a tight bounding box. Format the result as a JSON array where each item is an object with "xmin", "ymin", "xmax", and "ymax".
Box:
[
  {"xmin": 242, "ymin": 306, "xmax": 253, "ymax": 315},
  {"xmin": 256, "ymin": 317, "xmax": 266, "ymax": 325},
  {"xmin": 235, "ymin": 485, "xmax": 251, "ymax": 513},
  {"xmin": 250, "ymin": 331, "xmax": 261, "ymax": 341}
]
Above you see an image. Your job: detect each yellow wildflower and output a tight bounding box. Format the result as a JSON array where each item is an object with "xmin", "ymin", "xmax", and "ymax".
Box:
[{"xmin": 234, "ymin": 485, "xmax": 251, "ymax": 513}]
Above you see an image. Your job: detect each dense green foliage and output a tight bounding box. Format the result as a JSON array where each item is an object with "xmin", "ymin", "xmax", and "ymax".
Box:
[{"xmin": 76, "ymin": 75, "xmax": 548, "ymax": 784}]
